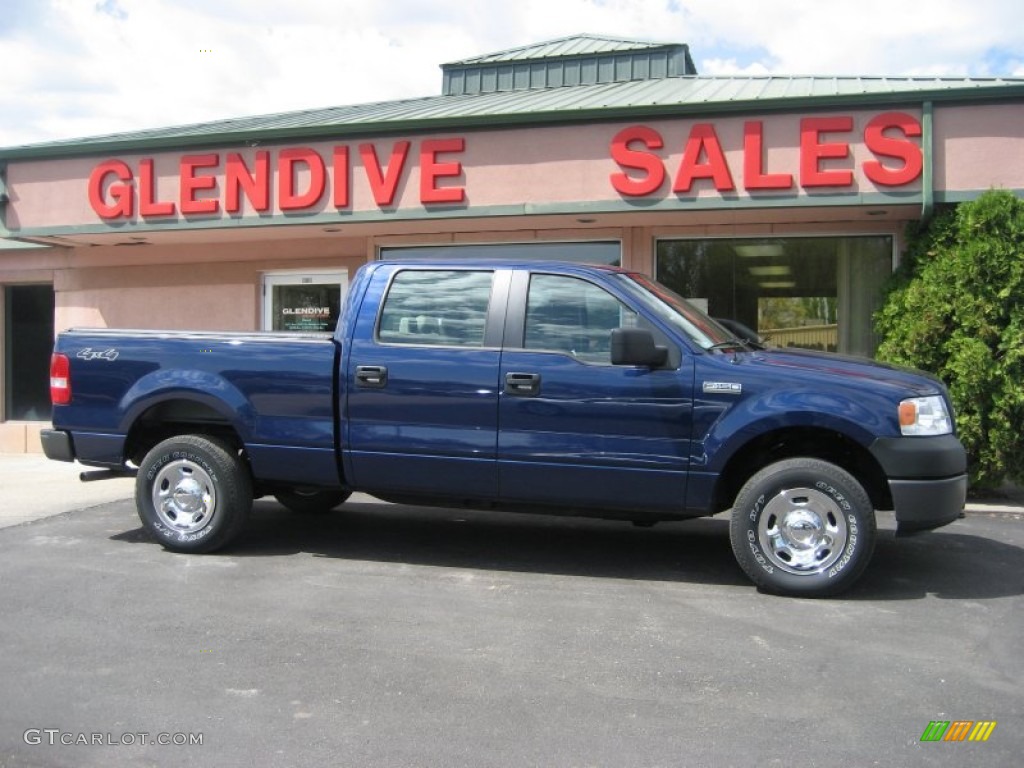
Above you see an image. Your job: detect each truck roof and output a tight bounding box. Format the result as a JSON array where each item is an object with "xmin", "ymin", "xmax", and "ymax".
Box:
[{"xmin": 365, "ymin": 259, "xmax": 632, "ymax": 276}]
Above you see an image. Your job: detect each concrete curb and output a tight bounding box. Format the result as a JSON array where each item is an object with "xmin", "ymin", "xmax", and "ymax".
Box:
[{"xmin": 964, "ymin": 499, "xmax": 1024, "ymax": 516}]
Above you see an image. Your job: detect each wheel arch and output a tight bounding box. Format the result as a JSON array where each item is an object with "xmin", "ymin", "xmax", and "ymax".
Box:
[
  {"xmin": 123, "ymin": 395, "xmax": 248, "ymax": 467},
  {"xmin": 711, "ymin": 426, "xmax": 892, "ymax": 515}
]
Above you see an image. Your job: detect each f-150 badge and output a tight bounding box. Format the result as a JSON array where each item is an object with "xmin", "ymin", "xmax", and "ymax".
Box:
[{"xmin": 703, "ymin": 381, "xmax": 742, "ymax": 394}]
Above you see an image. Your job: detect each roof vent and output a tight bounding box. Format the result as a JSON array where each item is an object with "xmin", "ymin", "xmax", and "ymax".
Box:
[{"xmin": 441, "ymin": 33, "xmax": 697, "ymax": 96}]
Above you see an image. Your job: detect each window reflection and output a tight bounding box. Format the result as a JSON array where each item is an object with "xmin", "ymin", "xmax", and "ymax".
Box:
[
  {"xmin": 525, "ymin": 274, "xmax": 637, "ymax": 364},
  {"xmin": 655, "ymin": 237, "xmax": 892, "ymax": 356},
  {"xmin": 378, "ymin": 270, "xmax": 493, "ymax": 347}
]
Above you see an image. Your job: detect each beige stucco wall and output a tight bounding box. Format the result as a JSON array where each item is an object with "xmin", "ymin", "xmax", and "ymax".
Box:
[
  {"xmin": 933, "ymin": 103, "xmax": 1024, "ymax": 196},
  {"xmin": 57, "ymin": 264, "xmax": 258, "ymax": 331},
  {"xmin": 51, "ymin": 237, "xmax": 367, "ymax": 332}
]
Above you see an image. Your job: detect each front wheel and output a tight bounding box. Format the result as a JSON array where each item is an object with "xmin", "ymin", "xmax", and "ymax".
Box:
[
  {"xmin": 136, "ymin": 435, "xmax": 252, "ymax": 553},
  {"xmin": 729, "ymin": 458, "xmax": 876, "ymax": 597}
]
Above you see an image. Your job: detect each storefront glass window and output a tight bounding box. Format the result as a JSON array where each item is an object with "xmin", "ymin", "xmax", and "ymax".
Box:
[
  {"xmin": 262, "ymin": 271, "xmax": 348, "ymax": 333},
  {"xmin": 655, "ymin": 237, "xmax": 892, "ymax": 357}
]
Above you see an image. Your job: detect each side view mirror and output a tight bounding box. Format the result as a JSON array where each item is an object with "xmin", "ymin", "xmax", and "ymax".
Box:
[{"xmin": 611, "ymin": 328, "xmax": 668, "ymax": 368}]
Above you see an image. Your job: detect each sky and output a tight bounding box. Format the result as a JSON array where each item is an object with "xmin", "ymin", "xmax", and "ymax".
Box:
[{"xmin": 2, "ymin": 0, "xmax": 1023, "ymax": 148}]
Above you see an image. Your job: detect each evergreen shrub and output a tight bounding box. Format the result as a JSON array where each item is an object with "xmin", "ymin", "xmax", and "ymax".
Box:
[{"xmin": 875, "ymin": 189, "xmax": 1024, "ymax": 488}]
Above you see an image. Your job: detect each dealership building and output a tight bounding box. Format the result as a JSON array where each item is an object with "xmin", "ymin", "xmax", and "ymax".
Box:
[{"xmin": 1, "ymin": 34, "xmax": 1023, "ymax": 452}]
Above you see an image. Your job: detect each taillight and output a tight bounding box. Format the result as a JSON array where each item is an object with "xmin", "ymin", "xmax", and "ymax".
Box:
[{"xmin": 50, "ymin": 353, "xmax": 71, "ymax": 405}]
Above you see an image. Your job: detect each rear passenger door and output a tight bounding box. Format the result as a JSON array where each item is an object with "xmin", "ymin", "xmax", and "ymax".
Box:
[{"xmin": 344, "ymin": 268, "xmax": 508, "ymax": 498}]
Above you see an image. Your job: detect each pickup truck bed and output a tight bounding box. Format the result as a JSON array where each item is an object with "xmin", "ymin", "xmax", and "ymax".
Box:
[{"xmin": 43, "ymin": 330, "xmax": 341, "ymax": 488}]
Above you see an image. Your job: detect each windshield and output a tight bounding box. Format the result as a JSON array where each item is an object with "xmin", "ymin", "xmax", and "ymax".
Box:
[{"xmin": 615, "ymin": 272, "xmax": 745, "ymax": 352}]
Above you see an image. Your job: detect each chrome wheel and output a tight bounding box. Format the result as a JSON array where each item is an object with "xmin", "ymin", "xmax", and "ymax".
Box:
[
  {"xmin": 137, "ymin": 435, "xmax": 252, "ymax": 553},
  {"xmin": 757, "ymin": 487, "xmax": 847, "ymax": 575},
  {"xmin": 730, "ymin": 458, "xmax": 876, "ymax": 596},
  {"xmin": 152, "ymin": 459, "xmax": 217, "ymax": 534}
]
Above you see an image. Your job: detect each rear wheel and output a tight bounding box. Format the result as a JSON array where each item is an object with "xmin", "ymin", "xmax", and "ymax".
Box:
[
  {"xmin": 274, "ymin": 488, "xmax": 351, "ymax": 514},
  {"xmin": 729, "ymin": 458, "xmax": 876, "ymax": 597},
  {"xmin": 136, "ymin": 435, "xmax": 252, "ymax": 553}
]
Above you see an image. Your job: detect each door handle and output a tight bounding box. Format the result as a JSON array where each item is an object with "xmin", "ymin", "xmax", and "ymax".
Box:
[
  {"xmin": 505, "ymin": 372, "xmax": 541, "ymax": 396},
  {"xmin": 355, "ymin": 365, "xmax": 388, "ymax": 388}
]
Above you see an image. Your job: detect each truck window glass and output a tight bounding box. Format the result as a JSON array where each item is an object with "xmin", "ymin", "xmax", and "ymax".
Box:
[
  {"xmin": 378, "ymin": 270, "xmax": 493, "ymax": 347},
  {"xmin": 524, "ymin": 274, "xmax": 638, "ymax": 364},
  {"xmin": 616, "ymin": 273, "xmax": 735, "ymax": 351}
]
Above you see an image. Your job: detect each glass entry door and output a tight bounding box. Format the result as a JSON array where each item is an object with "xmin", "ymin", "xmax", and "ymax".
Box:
[
  {"xmin": 262, "ymin": 271, "xmax": 348, "ymax": 333},
  {"xmin": 3, "ymin": 284, "xmax": 55, "ymax": 421}
]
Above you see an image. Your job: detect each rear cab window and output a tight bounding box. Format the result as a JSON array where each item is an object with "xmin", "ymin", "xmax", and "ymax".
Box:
[{"xmin": 377, "ymin": 270, "xmax": 493, "ymax": 348}]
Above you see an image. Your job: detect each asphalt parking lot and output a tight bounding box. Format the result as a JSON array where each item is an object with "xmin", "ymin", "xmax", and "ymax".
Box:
[{"xmin": 1, "ymin": 455, "xmax": 1022, "ymax": 767}]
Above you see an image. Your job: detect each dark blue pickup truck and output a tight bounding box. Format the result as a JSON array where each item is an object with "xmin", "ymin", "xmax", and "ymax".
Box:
[{"xmin": 42, "ymin": 260, "xmax": 967, "ymax": 596}]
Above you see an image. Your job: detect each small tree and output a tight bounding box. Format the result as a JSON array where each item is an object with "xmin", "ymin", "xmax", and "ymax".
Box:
[{"xmin": 875, "ymin": 189, "xmax": 1024, "ymax": 489}]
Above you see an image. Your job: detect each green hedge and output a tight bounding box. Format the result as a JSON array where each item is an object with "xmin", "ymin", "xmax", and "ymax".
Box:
[{"xmin": 875, "ymin": 189, "xmax": 1024, "ymax": 489}]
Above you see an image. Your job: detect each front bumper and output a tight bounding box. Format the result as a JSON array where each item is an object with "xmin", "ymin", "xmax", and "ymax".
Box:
[
  {"xmin": 869, "ymin": 435, "xmax": 968, "ymax": 533},
  {"xmin": 888, "ymin": 474, "xmax": 967, "ymax": 532}
]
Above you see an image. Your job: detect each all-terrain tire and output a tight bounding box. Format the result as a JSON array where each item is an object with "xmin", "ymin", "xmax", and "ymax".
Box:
[
  {"xmin": 135, "ymin": 435, "xmax": 253, "ymax": 553},
  {"xmin": 729, "ymin": 458, "xmax": 876, "ymax": 597}
]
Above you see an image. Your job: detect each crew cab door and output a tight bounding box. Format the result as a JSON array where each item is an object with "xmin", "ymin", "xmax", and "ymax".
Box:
[
  {"xmin": 497, "ymin": 271, "xmax": 693, "ymax": 513},
  {"xmin": 343, "ymin": 267, "xmax": 508, "ymax": 497}
]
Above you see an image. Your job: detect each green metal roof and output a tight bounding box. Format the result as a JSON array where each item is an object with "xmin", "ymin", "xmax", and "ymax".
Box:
[
  {"xmin": 441, "ymin": 33, "xmax": 696, "ymax": 96},
  {"xmin": 445, "ymin": 33, "xmax": 682, "ymax": 64},
  {"xmin": 2, "ymin": 62, "xmax": 1022, "ymax": 160},
  {"xmin": 0, "ymin": 238, "xmax": 49, "ymax": 251}
]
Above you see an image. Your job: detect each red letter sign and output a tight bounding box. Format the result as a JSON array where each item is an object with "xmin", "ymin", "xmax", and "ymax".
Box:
[
  {"xmin": 138, "ymin": 158, "xmax": 175, "ymax": 217},
  {"xmin": 88, "ymin": 160, "xmax": 134, "ymax": 219},
  {"xmin": 863, "ymin": 112, "xmax": 923, "ymax": 186},
  {"xmin": 800, "ymin": 117, "xmax": 854, "ymax": 187},
  {"xmin": 673, "ymin": 123, "xmax": 735, "ymax": 193},
  {"xmin": 180, "ymin": 154, "xmax": 221, "ymax": 215},
  {"xmin": 361, "ymin": 141, "xmax": 411, "ymax": 207},
  {"xmin": 610, "ymin": 125, "xmax": 666, "ymax": 196},
  {"xmin": 420, "ymin": 138, "xmax": 466, "ymax": 204},
  {"xmin": 333, "ymin": 146, "xmax": 350, "ymax": 209},
  {"xmin": 279, "ymin": 148, "xmax": 326, "ymax": 210},
  {"xmin": 743, "ymin": 121, "xmax": 792, "ymax": 190},
  {"xmin": 225, "ymin": 151, "xmax": 270, "ymax": 213}
]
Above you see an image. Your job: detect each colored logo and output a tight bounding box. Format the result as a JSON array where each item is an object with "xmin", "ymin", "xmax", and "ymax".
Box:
[{"xmin": 921, "ymin": 720, "xmax": 997, "ymax": 742}]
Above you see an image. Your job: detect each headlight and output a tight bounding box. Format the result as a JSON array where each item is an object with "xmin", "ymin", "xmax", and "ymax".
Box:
[{"xmin": 899, "ymin": 395, "xmax": 952, "ymax": 436}]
